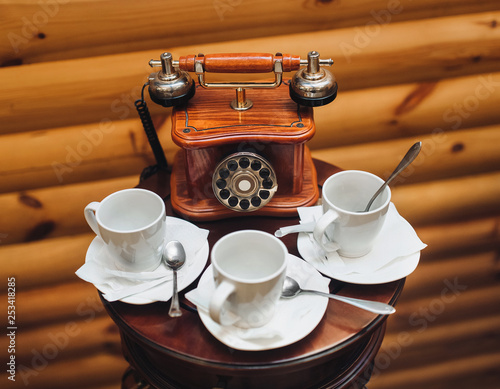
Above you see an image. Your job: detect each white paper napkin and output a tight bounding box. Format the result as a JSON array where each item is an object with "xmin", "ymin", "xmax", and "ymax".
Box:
[
  {"xmin": 76, "ymin": 217, "xmax": 209, "ymax": 302},
  {"xmin": 297, "ymin": 203, "xmax": 427, "ymax": 275}
]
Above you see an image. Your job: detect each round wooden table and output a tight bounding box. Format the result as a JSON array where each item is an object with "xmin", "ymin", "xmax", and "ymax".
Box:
[{"xmin": 102, "ymin": 160, "xmax": 404, "ymax": 389}]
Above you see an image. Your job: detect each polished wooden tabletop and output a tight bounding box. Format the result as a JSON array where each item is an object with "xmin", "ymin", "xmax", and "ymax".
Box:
[{"xmin": 102, "ymin": 159, "xmax": 403, "ymax": 374}]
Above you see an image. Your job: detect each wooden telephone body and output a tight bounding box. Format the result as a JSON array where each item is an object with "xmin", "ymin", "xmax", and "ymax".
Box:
[{"xmin": 147, "ymin": 52, "xmax": 337, "ymax": 221}]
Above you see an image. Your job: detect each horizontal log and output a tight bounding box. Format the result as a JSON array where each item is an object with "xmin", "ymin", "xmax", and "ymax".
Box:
[
  {"xmin": 415, "ymin": 215, "xmax": 500, "ymax": 256},
  {"xmin": 11, "ymin": 280, "xmax": 107, "ymax": 328},
  {"xmin": 1, "ymin": 1, "xmax": 499, "ymax": 65},
  {"xmin": 311, "ymin": 71, "xmax": 500, "ymax": 149},
  {"xmin": 311, "ymin": 124, "xmax": 500, "ymax": 185},
  {"xmin": 370, "ymin": 351, "xmax": 500, "ymax": 389},
  {"xmin": 388, "ymin": 284, "xmax": 500, "ymax": 333},
  {"xmin": 391, "ymin": 170, "xmax": 500, "ymax": 226},
  {"xmin": 0, "ymin": 352, "xmax": 127, "ymax": 389},
  {"xmin": 384, "ymin": 313, "xmax": 500, "ymax": 351},
  {"xmin": 3, "ymin": 121, "xmax": 500, "ymax": 195},
  {"xmin": 0, "ymin": 116, "xmax": 175, "ymax": 193},
  {"xmin": 399, "ymin": 250, "xmax": 499, "ymax": 301},
  {"xmin": 0, "ymin": 175, "xmax": 138, "ymax": 245},
  {"xmin": 380, "ymin": 314, "xmax": 500, "ymax": 371},
  {"xmin": 2, "ymin": 11, "xmax": 500, "ymax": 134},
  {"xmin": 0, "ymin": 315, "xmax": 121, "ymax": 365},
  {"xmin": 0, "ymin": 233, "xmax": 94, "ymax": 292}
]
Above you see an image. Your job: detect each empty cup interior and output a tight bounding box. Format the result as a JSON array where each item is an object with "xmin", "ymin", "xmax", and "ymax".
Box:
[
  {"xmin": 323, "ymin": 171, "xmax": 390, "ymax": 213},
  {"xmin": 212, "ymin": 231, "xmax": 286, "ymax": 282},
  {"xmin": 98, "ymin": 190, "xmax": 164, "ymax": 231}
]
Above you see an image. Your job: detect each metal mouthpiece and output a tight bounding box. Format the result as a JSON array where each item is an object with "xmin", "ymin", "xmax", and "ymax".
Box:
[
  {"xmin": 148, "ymin": 52, "xmax": 195, "ymax": 107},
  {"xmin": 289, "ymin": 51, "xmax": 338, "ymax": 107}
]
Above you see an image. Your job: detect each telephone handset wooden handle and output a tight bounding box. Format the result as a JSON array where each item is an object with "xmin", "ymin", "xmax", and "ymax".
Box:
[
  {"xmin": 147, "ymin": 51, "xmax": 336, "ymax": 109},
  {"xmin": 178, "ymin": 53, "xmax": 301, "ymax": 73}
]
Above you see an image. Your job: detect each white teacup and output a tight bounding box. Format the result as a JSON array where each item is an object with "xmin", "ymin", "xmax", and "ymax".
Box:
[
  {"xmin": 313, "ymin": 170, "xmax": 391, "ymax": 258},
  {"xmin": 84, "ymin": 188, "xmax": 166, "ymax": 272},
  {"xmin": 209, "ymin": 230, "xmax": 287, "ymax": 329}
]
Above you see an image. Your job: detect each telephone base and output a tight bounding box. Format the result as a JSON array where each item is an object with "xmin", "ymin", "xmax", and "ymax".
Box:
[{"xmin": 170, "ymin": 147, "xmax": 319, "ymax": 221}]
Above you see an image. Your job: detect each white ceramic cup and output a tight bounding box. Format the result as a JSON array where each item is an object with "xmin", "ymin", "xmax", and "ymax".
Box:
[
  {"xmin": 84, "ymin": 188, "xmax": 166, "ymax": 272},
  {"xmin": 313, "ymin": 170, "xmax": 391, "ymax": 258},
  {"xmin": 209, "ymin": 230, "xmax": 288, "ymax": 328}
]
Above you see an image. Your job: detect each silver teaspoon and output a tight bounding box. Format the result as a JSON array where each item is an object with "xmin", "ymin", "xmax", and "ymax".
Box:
[
  {"xmin": 163, "ymin": 240, "xmax": 186, "ymax": 317},
  {"xmin": 281, "ymin": 276, "xmax": 395, "ymax": 315},
  {"xmin": 363, "ymin": 141, "xmax": 422, "ymax": 212}
]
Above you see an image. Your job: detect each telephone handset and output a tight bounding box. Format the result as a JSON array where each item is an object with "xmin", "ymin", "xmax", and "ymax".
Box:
[
  {"xmin": 140, "ymin": 51, "xmax": 337, "ymax": 221},
  {"xmin": 148, "ymin": 51, "xmax": 336, "ymax": 108}
]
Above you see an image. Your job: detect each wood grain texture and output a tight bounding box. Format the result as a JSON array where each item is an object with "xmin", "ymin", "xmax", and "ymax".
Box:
[
  {"xmin": 1, "ymin": 0, "xmax": 499, "ymax": 65},
  {"xmin": 311, "ymin": 71, "xmax": 500, "ymax": 149},
  {"xmin": 170, "ymin": 148, "xmax": 320, "ymax": 220},
  {"xmin": 178, "ymin": 53, "xmax": 301, "ymax": 73},
  {"xmin": 0, "ymin": 1, "xmax": 499, "ymax": 388},
  {"xmin": 0, "ymin": 233, "xmax": 95, "ymax": 291},
  {"xmin": 0, "ymin": 175, "xmax": 138, "ymax": 245},
  {"xmin": 2, "ymin": 11, "xmax": 500, "ymax": 134},
  {"xmin": 0, "ymin": 116, "xmax": 172, "ymax": 193},
  {"xmin": 0, "ymin": 316, "xmax": 121, "ymax": 365},
  {"xmin": 311, "ymin": 124, "xmax": 500, "ymax": 184}
]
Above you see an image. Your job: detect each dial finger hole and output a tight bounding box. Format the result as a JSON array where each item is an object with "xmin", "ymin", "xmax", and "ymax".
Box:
[
  {"xmin": 251, "ymin": 196, "xmax": 261, "ymax": 207},
  {"xmin": 251, "ymin": 160, "xmax": 261, "ymax": 171},
  {"xmin": 259, "ymin": 190, "xmax": 270, "ymax": 199},
  {"xmin": 228, "ymin": 196, "xmax": 238, "ymax": 207},
  {"xmin": 216, "ymin": 179, "xmax": 226, "ymax": 189},
  {"xmin": 262, "ymin": 178, "xmax": 274, "ymax": 189},
  {"xmin": 259, "ymin": 168, "xmax": 270, "ymax": 178},
  {"xmin": 227, "ymin": 160, "xmax": 238, "ymax": 171},
  {"xmin": 219, "ymin": 168, "xmax": 230, "ymax": 179},
  {"xmin": 239, "ymin": 157, "xmax": 250, "ymax": 168}
]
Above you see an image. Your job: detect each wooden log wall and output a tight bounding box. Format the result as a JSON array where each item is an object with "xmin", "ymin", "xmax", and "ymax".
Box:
[{"xmin": 1, "ymin": 1, "xmax": 499, "ymax": 388}]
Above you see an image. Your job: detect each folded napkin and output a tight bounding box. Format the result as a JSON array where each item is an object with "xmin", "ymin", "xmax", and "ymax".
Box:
[
  {"xmin": 76, "ymin": 217, "xmax": 209, "ymax": 302},
  {"xmin": 297, "ymin": 203, "xmax": 426, "ymax": 275},
  {"xmin": 185, "ymin": 255, "xmax": 330, "ymax": 344}
]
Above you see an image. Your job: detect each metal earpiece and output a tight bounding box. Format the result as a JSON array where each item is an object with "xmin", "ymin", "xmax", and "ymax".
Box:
[
  {"xmin": 289, "ymin": 51, "xmax": 337, "ymax": 107},
  {"xmin": 148, "ymin": 52, "xmax": 195, "ymax": 107}
]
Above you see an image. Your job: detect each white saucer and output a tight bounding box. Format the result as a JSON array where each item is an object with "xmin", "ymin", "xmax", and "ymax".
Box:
[
  {"xmin": 192, "ymin": 254, "xmax": 329, "ymax": 351},
  {"xmin": 297, "ymin": 233, "xmax": 420, "ymax": 284},
  {"xmin": 84, "ymin": 216, "xmax": 209, "ymax": 304}
]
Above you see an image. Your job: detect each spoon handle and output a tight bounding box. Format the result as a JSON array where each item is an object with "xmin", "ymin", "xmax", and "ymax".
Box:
[
  {"xmin": 168, "ymin": 270, "xmax": 182, "ymax": 317},
  {"xmin": 302, "ymin": 289, "xmax": 395, "ymax": 315},
  {"xmin": 364, "ymin": 141, "xmax": 422, "ymax": 212}
]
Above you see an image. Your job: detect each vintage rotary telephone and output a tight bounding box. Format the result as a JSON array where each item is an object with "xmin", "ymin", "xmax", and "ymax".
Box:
[{"xmin": 136, "ymin": 51, "xmax": 337, "ymax": 221}]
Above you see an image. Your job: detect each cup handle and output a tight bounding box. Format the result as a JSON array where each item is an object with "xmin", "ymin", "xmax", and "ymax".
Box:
[
  {"xmin": 209, "ymin": 280, "xmax": 236, "ymax": 325},
  {"xmin": 84, "ymin": 202, "xmax": 101, "ymax": 237},
  {"xmin": 313, "ymin": 209, "xmax": 341, "ymax": 252}
]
